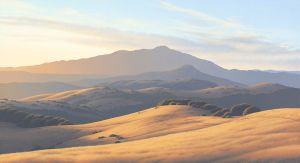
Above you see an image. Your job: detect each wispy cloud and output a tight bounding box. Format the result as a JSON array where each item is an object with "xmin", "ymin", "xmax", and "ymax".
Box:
[
  {"xmin": 0, "ymin": 16, "xmax": 198, "ymax": 63},
  {"xmin": 160, "ymin": 1, "xmax": 240, "ymax": 29},
  {"xmin": 160, "ymin": 1, "xmax": 300, "ymax": 56},
  {"xmin": 0, "ymin": 0, "xmax": 39, "ymax": 15}
]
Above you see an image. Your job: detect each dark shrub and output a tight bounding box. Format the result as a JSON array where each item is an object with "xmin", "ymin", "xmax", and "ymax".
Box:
[
  {"xmin": 243, "ymin": 106, "xmax": 261, "ymax": 115},
  {"xmin": 109, "ymin": 134, "xmax": 125, "ymax": 140},
  {"xmin": 230, "ymin": 103, "xmax": 251, "ymax": 116},
  {"xmin": 157, "ymin": 99, "xmax": 173, "ymax": 106},
  {"xmin": 201, "ymin": 104, "xmax": 222, "ymax": 113},
  {"xmin": 157, "ymin": 99, "xmax": 191, "ymax": 106},
  {"xmin": 213, "ymin": 108, "xmax": 229, "ymax": 116},
  {"xmin": 169, "ymin": 102, "xmax": 177, "ymax": 105},
  {"xmin": 188, "ymin": 101, "xmax": 207, "ymax": 108},
  {"xmin": 222, "ymin": 112, "xmax": 232, "ymax": 118}
]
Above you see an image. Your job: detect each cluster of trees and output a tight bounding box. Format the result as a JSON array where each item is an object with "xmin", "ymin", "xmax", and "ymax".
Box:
[
  {"xmin": 158, "ymin": 99, "xmax": 192, "ymax": 106},
  {"xmin": 213, "ymin": 103, "xmax": 261, "ymax": 118},
  {"xmin": 0, "ymin": 108, "xmax": 72, "ymax": 128},
  {"xmin": 157, "ymin": 99, "xmax": 261, "ymax": 117}
]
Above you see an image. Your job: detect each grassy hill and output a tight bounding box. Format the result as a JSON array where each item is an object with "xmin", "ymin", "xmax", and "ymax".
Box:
[{"xmin": 1, "ymin": 106, "xmax": 300, "ymax": 162}]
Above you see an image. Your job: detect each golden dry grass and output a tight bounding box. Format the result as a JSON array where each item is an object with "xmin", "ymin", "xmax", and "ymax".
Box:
[{"xmin": 1, "ymin": 107, "xmax": 300, "ymax": 162}]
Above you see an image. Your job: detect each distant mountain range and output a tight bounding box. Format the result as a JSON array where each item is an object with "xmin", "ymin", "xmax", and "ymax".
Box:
[
  {"xmin": 91, "ymin": 65, "xmax": 242, "ymax": 87},
  {"xmin": 1, "ymin": 46, "xmax": 300, "ymax": 88}
]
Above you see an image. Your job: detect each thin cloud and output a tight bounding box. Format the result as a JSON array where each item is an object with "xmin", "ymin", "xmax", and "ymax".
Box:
[
  {"xmin": 160, "ymin": 1, "xmax": 241, "ymax": 29},
  {"xmin": 0, "ymin": 14, "xmax": 299, "ymax": 70}
]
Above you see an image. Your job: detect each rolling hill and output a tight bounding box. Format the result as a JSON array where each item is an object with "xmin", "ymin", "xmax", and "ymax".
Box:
[
  {"xmin": 14, "ymin": 82, "xmax": 300, "ymax": 124},
  {"xmin": 100, "ymin": 79, "xmax": 218, "ymax": 91},
  {"xmin": 20, "ymin": 87, "xmax": 177, "ymax": 121},
  {"xmin": 0, "ymin": 82, "xmax": 81, "ymax": 99},
  {"xmin": 1, "ymin": 106, "xmax": 300, "ymax": 162},
  {"xmin": 0, "ymin": 71, "xmax": 102, "ymax": 84}
]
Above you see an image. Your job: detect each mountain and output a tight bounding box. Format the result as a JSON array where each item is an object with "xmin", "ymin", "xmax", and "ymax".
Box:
[
  {"xmin": 1, "ymin": 46, "xmax": 225, "ymax": 76},
  {"xmin": 0, "ymin": 82, "xmax": 81, "ymax": 99},
  {"xmin": 2, "ymin": 46, "xmax": 300, "ymax": 88},
  {"xmin": 1, "ymin": 107, "xmax": 300, "ymax": 162},
  {"xmin": 94, "ymin": 65, "xmax": 242, "ymax": 87}
]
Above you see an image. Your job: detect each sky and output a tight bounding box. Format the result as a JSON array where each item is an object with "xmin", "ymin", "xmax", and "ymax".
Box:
[{"xmin": 0, "ymin": 0, "xmax": 300, "ymax": 71}]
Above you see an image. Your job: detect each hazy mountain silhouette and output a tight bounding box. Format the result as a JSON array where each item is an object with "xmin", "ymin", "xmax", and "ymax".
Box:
[
  {"xmin": 1, "ymin": 46, "xmax": 300, "ymax": 88},
  {"xmin": 0, "ymin": 46, "xmax": 225, "ymax": 76}
]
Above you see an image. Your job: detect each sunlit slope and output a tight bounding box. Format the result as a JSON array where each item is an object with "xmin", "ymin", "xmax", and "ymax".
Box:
[
  {"xmin": 2, "ymin": 108, "xmax": 300, "ymax": 162},
  {"xmin": 0, "ymin": 105, "xmax": 228, "ymax": 154}
]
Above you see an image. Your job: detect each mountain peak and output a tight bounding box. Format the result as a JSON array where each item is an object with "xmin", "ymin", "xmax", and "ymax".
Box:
[{"xmin": 153, "ymin": 46, "xmax": 171, "ymax": 51}]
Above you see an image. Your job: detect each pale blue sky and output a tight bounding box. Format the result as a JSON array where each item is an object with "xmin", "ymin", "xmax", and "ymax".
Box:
[{"xmin": 0, "ymin": 0, "xmax": 299, "ymax": 70}]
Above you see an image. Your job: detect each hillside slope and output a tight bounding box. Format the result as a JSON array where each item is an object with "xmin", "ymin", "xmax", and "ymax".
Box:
[
  {"xmin": 20, "ymin": 87, "xmax": 177, "ymax": 120},
  {"xmin": 0, "ymin": 82, "xmax": 80, "ymax": 99},
  {"xmin": 0, "ymin": 71, "xmax": 101, "ymax": 83},
  {"xmin": 2, "ymin": 108, "xmax": 300, "ymax": 162},
  {"xmin": 0, "ymin": 105, "xmax": 229, "ymax": 154},
  {"xmin": 99, "ymin": 78, "xmax": 218, "ymax": 91}
]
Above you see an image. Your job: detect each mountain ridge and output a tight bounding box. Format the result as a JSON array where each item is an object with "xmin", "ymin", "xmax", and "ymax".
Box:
[{"xmin": 1, "ymin": 46, "xmax": 300, "ymax": 88}]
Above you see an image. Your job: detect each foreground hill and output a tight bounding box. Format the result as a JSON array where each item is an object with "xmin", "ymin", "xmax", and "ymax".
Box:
[
  {"xmin": 1, "ymin": 107, "xmax": 300, "ymax": 162},
  {"xmin": 0, "ymin": 105, "xmax": 229, "ymax": 154},
  {"xmin": 2, "ymin": 46, "xmax": 300, "ymax": 88}
]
